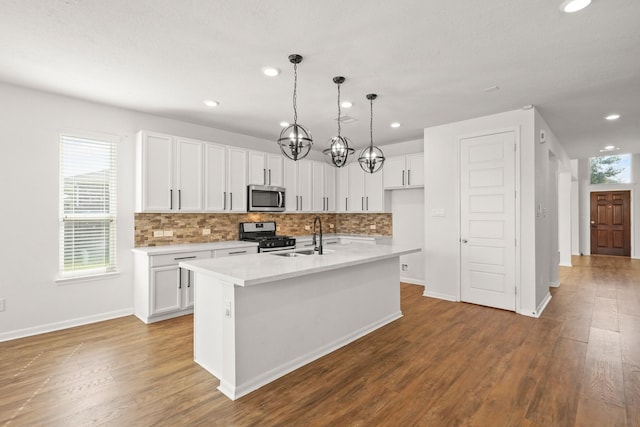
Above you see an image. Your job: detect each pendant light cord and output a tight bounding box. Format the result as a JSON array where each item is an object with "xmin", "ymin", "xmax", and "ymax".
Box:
[
  {"xmin": 337, "ymin": 84, "xmax": 342, "ymax": 137},
  {"xmin": 293, "ymin": 62, "xmax": 298, "ymax": 126},
  {"xmin": 369, "ymin": 96, "xmax": 374, "ymax": 149}
]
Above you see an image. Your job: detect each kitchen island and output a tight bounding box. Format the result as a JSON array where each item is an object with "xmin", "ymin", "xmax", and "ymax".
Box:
[{"xmin": 179, "ymin": 243, "xmax": 420, "ymax": 400}]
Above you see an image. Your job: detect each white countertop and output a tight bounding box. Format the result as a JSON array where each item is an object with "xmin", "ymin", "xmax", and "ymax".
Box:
[
  {"xmin": 131, "ymin": 240, "xmax": 257, "ymax": 255},
  {"xmin": 179, "ymin": 243, "xmax": 420, "ymax": 286},
  {"xmin": 294, "ymin": 233, "xmax": 392, "ymax": 242}
]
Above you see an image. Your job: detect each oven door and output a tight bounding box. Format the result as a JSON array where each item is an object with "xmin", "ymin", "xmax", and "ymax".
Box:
[{"xmin": 248, "ymin": 185, "xmax": 285, "ymax": 212}]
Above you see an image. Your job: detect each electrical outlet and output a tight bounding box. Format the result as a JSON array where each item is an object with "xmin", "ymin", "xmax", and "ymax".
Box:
[
  {"xmin": 304, "ymin": 225, "xmax": 311, "ymax": 231},
  {"xmin": 370, "ymin": 224, "xmax": 377, "ymax": 230},
  {"xmin": 164, "ymin": 230, "xmax": 174, "ymax": 237},
  {"xmin": 329, "ymin": 224, "xmax": 334, "ymax": 229},
  {"xmin": 153, "ymin": 230, "xmax": 163, "ymax": 238},
  {"xmin": 202, "ymin": 229, "xmax": 211, "ymax": 235},
  {"xmin": 401, "ymin": 264, "xmax": 409, "ymax": 272},
  {"xmin": 0, "ymin": 298, "xmax": 5, "ymax": 312}
]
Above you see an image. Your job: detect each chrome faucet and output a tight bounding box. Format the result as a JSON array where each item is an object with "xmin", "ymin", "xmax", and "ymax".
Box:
[{"xmin": 312, "ymin": 216, "xmax": 323, "ymax": 255}]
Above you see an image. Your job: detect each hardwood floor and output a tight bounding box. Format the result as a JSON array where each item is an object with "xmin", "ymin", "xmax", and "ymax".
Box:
[{"xmin": 1, "ymin": 255, "xmax": 639, "ymax": 426}]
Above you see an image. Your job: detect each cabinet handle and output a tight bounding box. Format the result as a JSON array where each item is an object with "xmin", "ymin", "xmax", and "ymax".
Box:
[
  {"xmin": 223, "ymin": 191, "xmax": 227, "ymax": 210},
  {"xmin": 402, "ymin": 170, "xmax": 405, "ymax": 186},
  {"xmin": 230, "ymin": 192, "xmax": 233, "ymax": 211},
  {"xmin": 178, "ymin": 267, "xmax": 182, "ymax": 289},
  {"xmin": 170, "ymin": 189, "xmax": 173, "ymax": 210},
  {"xmin": 178, "ymin": 189, "xmax": 182, "ymax": 210},
  {"xmin": 268, "ymin": 169, "xmax": 272, "ymax": 185},
  {"xmin": 362, "ymin": 197, "xmax": 364, "ymax": 211},
  {"xmin": 174, "ymin": 255, "xmax": 197, "ymax": 260},
  {"xmin": 263, "ymin": 168, "xmax": 267, "ymax": 185},
  {"xmin": 300, "ymin": 196, "xmax": 302, "ymax": 211},
  {"xmin": 345, "ymin": 197, "xmax": 348, "ymax": 211},
  {"xmin": 408, "ymin": 170, "xmax": 411, "ymax": 186},
  {"xmin": 187, "ymin": 271, "xmax": 191, "ymax": 288},
  {"xmin": 366, "ymin": 197, "xmax": 369, "ymax": 211},
  {"xmin": 229, "ymin": 250, "xmax": 247, "ymax": 255}
]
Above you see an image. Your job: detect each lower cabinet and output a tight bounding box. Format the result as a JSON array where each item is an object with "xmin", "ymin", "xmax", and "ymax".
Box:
[{"xmin": 134, "ymin": 245, "xmax": 257, "ymax": 323}]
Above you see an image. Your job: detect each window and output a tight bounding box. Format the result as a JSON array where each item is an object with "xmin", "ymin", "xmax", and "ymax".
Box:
[
  {"xmin": 59, "ymin": 132, "xmax": 117, "ymax": 278},
  {"xmin": 590, "ymin": 154, "xmax": 631, "ymax": 185}
]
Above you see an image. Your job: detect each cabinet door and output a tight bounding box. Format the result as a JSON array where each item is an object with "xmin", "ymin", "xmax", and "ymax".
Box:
[
  {"xmin": 298, "ymin": 160, "xmax": 313, "ymax": 212},
  {"xmin": 175, "ymin": 138, "xmax": 204, "ymax": 211},
  {"xmin": 141, "ymin": 132, "xmax": 173, "ymax": 211},
  {"xmin": 383, "ymin": 156, "xmax": 406, "ymax": 189},
  {"xmin": 248, "ymin": 151, "xmax": 267, "ymax": 185},
  {"xmin": 365, "ymin": 170, "xmax": 384, "ymax": 212},
  {"xmin": 150, "ymin": 266, "xmax": 181, "ymax": 315},
  {"xmin": 227, "ymin": 148, "xmax": 247, "ymax": 212},
  {"xmin": 266, "ymin": 154, "xmax": 284, "ymax": 187},
  {"xmin": 181, "ymin": 268, "xmax": 194, "ymax": 309},
  {"xmin": 312, "ymin": 161, "xmax": 325, "ymax": 211},
  {"xmin": 325, "ymin": 164, "xmax": 336, "ymax": 212},
  {"xmin": 406, "ymin": 153, "xmax": 424, "ymax": 187},
  {"xmin": 348, "ymin": 162, "xmax": 365, "ymax": 212},
  {"xmin": 336, "ymin": 166, "xmax": 349, "ymax": 212},
  {"xmin": 204, "ymin": 143, "xmax": 227, "ymax": 211},
  {"xmin": 283, "ymin": 159, "xmax": 298, "ymax": 212}
]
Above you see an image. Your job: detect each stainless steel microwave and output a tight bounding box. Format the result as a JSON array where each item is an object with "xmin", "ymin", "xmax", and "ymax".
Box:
[{"xmin": 247, "ymin": 185, "xmax": 286, "ymax": 212}]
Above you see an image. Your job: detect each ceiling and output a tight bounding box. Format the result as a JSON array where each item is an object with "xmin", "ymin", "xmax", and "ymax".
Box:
[{"xmin": 1, "ymin": 0, "xmax": 638, "ymax": 159}]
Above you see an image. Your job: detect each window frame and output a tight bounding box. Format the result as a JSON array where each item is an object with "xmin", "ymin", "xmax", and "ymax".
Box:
[
  {"xmin": 56, "ymin": 130, "xmax": 119, "ymax": 282},
  {"xmin": 589, "ymin": 153, "xmax": 632, "ymax": 185}
]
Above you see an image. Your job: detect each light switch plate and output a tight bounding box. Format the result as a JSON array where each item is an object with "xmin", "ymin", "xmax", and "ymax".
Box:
[
  {"xmin": 164, "ymin": 230, "xmax": 174, "ymax": 237},
  {"xmin": 202, "ymin": 229, "xmax": 211, "ymax": 235},
  {"xmin": 153, "ymin": 230, "xmax": 163, "ymax": 237}
]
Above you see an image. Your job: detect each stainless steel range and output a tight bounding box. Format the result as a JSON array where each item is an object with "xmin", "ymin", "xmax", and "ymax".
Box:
[{"xmin": 239, "ymin": 221, "xmax": 296, "ymax": 253}]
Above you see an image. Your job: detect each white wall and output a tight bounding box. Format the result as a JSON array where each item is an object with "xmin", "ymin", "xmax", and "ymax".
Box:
[
  {"xmin": 577, "ymin": 154, "xmax": 640, "ymax": 259},
  {"xmin": 423, "ymin": 108, "xmax": 570, "ymax": 317},
  {"xmin": 389, "ymin": 188, "xmax": 425, "ymax": 285},
  {"xmin": 558, "ymin": 171, "xmax": 573, "ymax": 266},
  {"xmin": 0, "ymin": 82, "xmax": 291, "ymax": 341}
]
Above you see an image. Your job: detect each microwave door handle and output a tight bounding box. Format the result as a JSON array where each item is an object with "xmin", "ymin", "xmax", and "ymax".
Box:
[{"xmin": 278, "ymin": 191, "xmax": 283, "ymax": 208}]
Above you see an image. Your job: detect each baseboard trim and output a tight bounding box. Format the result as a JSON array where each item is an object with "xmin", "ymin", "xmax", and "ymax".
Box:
[
  {"xmin": 400, "ymin": 277, "xmax": 425, "ymax": 286},
  {"xmin": 0, "ymin": 308, "xmax": 134, "ymax": 342},
  {"xmin": 518, "ymin": 292, "xmax": 552, "ymax": 318},
  {"xmin": 423, "ymin": 289, "xmax": 458, "ymax": 302},
  {"xmin": 559, "ymin": 262, "xmax": 572, "ymax": 267},
  {"xmin": 549, "ymin": 280, "xmax": 561, "ymax": 288},
  {"xmin": 213, "ymin": 311, "xmax": 403, "ymax": 400}
]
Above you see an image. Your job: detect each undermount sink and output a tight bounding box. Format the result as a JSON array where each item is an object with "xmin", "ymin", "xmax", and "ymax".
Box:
[{"xmin": 270, "ymin": 249, "xmax": 334, "ymax": 257}]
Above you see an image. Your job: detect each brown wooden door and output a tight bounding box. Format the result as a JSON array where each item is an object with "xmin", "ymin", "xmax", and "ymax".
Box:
[{"xmin": 590, "ymin": 191, "xmax": 631, "ymax": 256}]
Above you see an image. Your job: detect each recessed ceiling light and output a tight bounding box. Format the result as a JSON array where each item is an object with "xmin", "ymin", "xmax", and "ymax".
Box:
[
  {"xmin": 279, "ymin": 121, "xmax": 289, "ymax": 127},
  {"xmin": 390, "ymin": 122, "xmax": 401, "ymax": 128},
  {"xmin": 341, "ymin": 101, "xmax": 353, "ymax": 108},
  {"xmin": 262, "ymin": 67, "xmax": 280, "ymax": 77},
  {"xmin": 605, "ymin": 114, "xmax": 621, "ymax": 121},
  {"xmin": 603, "ymin": 145, "xmax": 616, "ymax": 150},
  {"xmin": 203, "ymin": 99, "xmax": 219, "ymax": 107},
  {"xmin": 560, "ymin": 0, "xmax": 591, "ymax": 13},
  {"xmin": 600, "ymin": 145, "xmax": 620, "ymax": 152}
]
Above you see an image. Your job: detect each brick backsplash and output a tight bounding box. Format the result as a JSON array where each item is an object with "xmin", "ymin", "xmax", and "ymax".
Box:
[{"xmin": 135, "ymin": 212, "xmax": 392, "ymax": 247}]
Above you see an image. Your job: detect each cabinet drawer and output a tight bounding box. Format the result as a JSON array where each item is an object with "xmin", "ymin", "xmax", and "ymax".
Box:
[
  {"xmin": 150, "ymin": 250, "xmax": 212, "ymax": 267},
  {"xmin": 214, "ymin": 246, "xmax": 257, "ymax": 257}
]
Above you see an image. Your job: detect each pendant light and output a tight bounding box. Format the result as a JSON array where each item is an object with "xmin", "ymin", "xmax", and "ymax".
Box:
[
  {"xmin": 323, "ymin": 76, "xmax": 355, "ymax": 168},
  {"xmin": 358, "ymin": 93, "xmax": 385, "ymax": 173},
  {"xmin": 277, "ymin": 54, "xmax": 313, "ymax": 161}
]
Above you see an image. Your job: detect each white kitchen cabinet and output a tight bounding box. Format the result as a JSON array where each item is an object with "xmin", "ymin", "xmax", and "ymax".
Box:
[
  {"xmin": 136, "ymin": 131, "xmax": 204, "ymax": 212},
  {"xmin": 248, "ymin": 151, "xmax": 283, "ymax": 186},
  {"xmin": 134, "ymin": 244, "xmax": 257, "ymax": 323},
  {"xmin": 312, "ymin": 161, "xmax": 336, "ymax": 212},
  {"xmin": 227, "ymin": 147, "xmax": 248, "ymax": 212},
  {"xmin": 336, "ymin": 166, "xmax": 349, "ymax": 213},
  {"xmin": 346, "ymin": 162, "xmax": 384, "ymax": 212},
  {"xmin": 383, "ymin": 153, "xmax": 424, "ymax": 189},
  {"xmin": 284, "ymin": 159, "xmax": 313, "ymax": 212}
]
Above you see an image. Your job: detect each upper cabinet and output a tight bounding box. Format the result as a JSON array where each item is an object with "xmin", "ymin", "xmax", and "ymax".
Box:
[
  {"xmin": 341, "ymin": 162, "xmax": 384, "ymax": 212},
  {"xmin": 248, "ymin": 151, "xmax": 283, "ymax": 187},
  {"xmin": 137, "ymin": 130, "xmax": 246, "ymax": 213},
  {"xmin": 204, "ymin": 144, "xmax": 247, "ymax": 212},
  {"xmin": 312, "ymin": 161, "xmax": 336, "ymax": 212},
  {"xmin": 136, "ymin": 131, "xmax": 204, "ymax": 212},
  {"xmin": 383, "ymin": 153, "xmax": 424, "ymax": 189},
  {"xmin": 284, "ymin": 159, "xmax": 313, "ymax": 212}
]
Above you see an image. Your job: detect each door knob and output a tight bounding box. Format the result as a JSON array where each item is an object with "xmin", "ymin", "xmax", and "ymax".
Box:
[{"xmin": 461, "ymin": 239, "xmax": 468, "ymax": 243}]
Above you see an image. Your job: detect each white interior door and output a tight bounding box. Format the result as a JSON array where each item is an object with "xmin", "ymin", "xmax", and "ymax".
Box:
[{"xmin": 460, "ymin": 130, "xmax": 516, "ymax": 311}]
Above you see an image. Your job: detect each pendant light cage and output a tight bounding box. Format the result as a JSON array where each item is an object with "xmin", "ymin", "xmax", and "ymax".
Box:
[
  {"xmin": 277, "ymin": 54, "xmax": 313, "ymax": 161},
  {"xmin": 358, "ymin": 93, "xmax": 385, "ymax": 174},
  {"xmin": 323, "ymin": 76, "xmax": 355, "ymax": 168}
]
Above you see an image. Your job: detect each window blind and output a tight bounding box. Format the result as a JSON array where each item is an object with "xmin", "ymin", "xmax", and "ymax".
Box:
[{"xmin": 59, "ymin": 133, "xmax": 117, "ymax": 277}]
